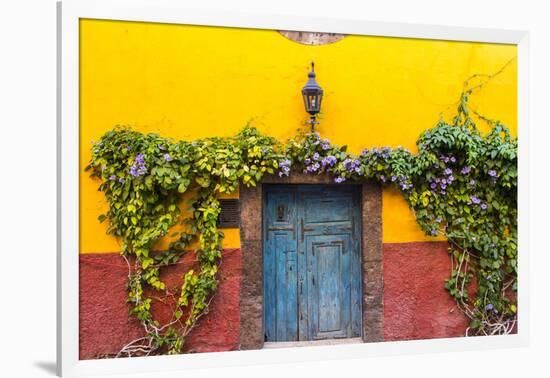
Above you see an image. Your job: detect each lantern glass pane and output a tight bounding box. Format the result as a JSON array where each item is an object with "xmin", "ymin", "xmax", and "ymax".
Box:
[{"xmin": 302, "ymin": 95, "xmax": 309, "ymax": 112}]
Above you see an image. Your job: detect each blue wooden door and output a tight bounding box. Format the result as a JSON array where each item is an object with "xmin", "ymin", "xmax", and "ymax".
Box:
[{"xmin": 263, "ymin": 185, "xmax": 362, "ymax": 342}]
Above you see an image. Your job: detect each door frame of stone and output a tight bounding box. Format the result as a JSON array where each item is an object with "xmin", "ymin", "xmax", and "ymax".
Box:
[{"xmin": 239, "ymin": 173, "xmax": 383, "ymax": 349}]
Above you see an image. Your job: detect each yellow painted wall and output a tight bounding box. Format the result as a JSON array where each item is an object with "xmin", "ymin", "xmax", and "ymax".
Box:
[{"xmin": 79, "ymin": 19, "xmax": 517, "ymax": 253}]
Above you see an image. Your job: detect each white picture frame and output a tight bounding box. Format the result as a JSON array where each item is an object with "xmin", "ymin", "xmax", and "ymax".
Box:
[{"xmin": 57, "ymin": 0, "xmax": 530, "ymax": 376}]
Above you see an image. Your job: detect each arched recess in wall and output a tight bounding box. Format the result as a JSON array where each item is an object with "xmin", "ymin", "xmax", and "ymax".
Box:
[{"xmin": 278, "ymin": 31, "xmax": 347, "ymax": 45}]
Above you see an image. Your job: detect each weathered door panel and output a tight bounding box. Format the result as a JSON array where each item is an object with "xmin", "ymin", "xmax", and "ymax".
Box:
[
  {"xmin": 304, "ymin": 234, "xmax": 352, "ymax": 340},
  {"xmin": 263, "ymin": 190, "xmax": 298, "ymax": 341},
  {"xmin": 263, "ymin": 185, "xmax": 361, "ymax": 342}
]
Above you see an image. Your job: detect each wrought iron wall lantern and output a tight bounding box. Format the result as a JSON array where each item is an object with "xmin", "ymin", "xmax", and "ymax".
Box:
[{"xmin": 301, "ymin": 62, "xmax": 324, "ymax": 131}]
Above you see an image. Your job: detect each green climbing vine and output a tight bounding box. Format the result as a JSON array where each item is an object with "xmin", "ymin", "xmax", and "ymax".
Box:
[
  {"xmin": 87, "ymin": 76, "xmax": 517, "ymax": 357},
  {"xmin": 87, "ymin": 127, "xmax": 284, "ymax": 356}
]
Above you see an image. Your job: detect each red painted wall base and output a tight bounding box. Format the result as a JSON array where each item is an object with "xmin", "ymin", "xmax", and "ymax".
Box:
[
  {"xmin": 383, "ymin": 242, "xmax": 468, "ymax": 341},
  {"xmin": 79, "ymin": 249, "xmax": 241, "ymax": 359},
  {"xmin": 79, "ymin": 242, "xmax": 467, "ymax": 359}
]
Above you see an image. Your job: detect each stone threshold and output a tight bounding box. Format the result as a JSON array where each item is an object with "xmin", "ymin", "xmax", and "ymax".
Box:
[{"xmin": 263, "ymin": 337, "xmax": 363, "ymax": 349}]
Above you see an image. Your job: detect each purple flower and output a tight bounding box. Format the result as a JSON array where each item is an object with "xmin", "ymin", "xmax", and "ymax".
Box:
[
  {"xmin": 313, "ymin": 153, "xmax": 320, "ymax": 161},
  {"xmin": 441, "ymin": 184, "xmax": 447, "ymax": 189},
  {"xmin": 485, "ymin": 303, "xmax": 494, "ymax": 311},
  {"xmin": 450, "ymin": 157, "xmax": 456, "ymax": 163},
  {"xmin": 448, "ymin": 175, "xmax": 454, "ymax": 182},
  {"xmin": 278, "ymin": 159, "xmax": 291, "ymax": 177},
  {"xmin": 470, "ymin": 179, "xmax": 475, "ymax": 186},
  {"xmin": 129, "ymin": 154, "xmax": 147, "ymax": 177},
  {"xmin": 435, "ymin": 217, "xmax": 442, "ymax": 223},
  {"xmin": 461, "ymin": 166, "xmax": 471, "ymax": 175},
  {"xmin": 343, "ymin": 158, "xmax": 360, "ymax": 172},
  {"xmin": 163, "ymin": 153, "xmax": 173, "ymax": 162},
  {"xmin": 470, "ymin": 195, "xmax": 481, "ymax": 204},
  {"xmin": 481, "ymin": 203, "xmax": 488, "ymax": 210},
  {"xmin": 334, "ymin": 177, "xmax": 346, "ymax": 183},
  {"xmin": 321, "ymin": 141, "xmax": 330, "ymax": 150},
  {"xmin": 488, "ymin": 169, "xmax": 497, "ymax": 177},
  {"xmin": 305, "ymin": 158, "xmax": 311, "ymax": 165},
  {"xmin": 109, "ymin": 175, "xmax": 116, "ymax": 181},
  {"xmin": 391, "ymin": 175, "xmax": 397, "ymax": 182},
  {"xmin": 380, "ymin": 175, "xmax": 386, "ymax": 183},
  {"xmin": 321, "ymin": 155, "xmax": 337, "ymax": 167},
  {"xmin": 158, "ymin": 144, "xmax": 164, "ymax": 150},
  {"xmin": 430, "ymin": 229, "xmax": 438, "ymax": 236},
  {"xmin": 306, "ymin": 162, "xmax": 321, "ymax": 173},
  {"xmin": 444, "ymin": 168, "xmax": 452, "ymax": 175},
  {"xmin": 118, "ymin": 178, "xmax": 124, "ymax": 183},
  {"xmin": 430, "ymin": 183, "xmax": 437, "ymax": 189}
]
